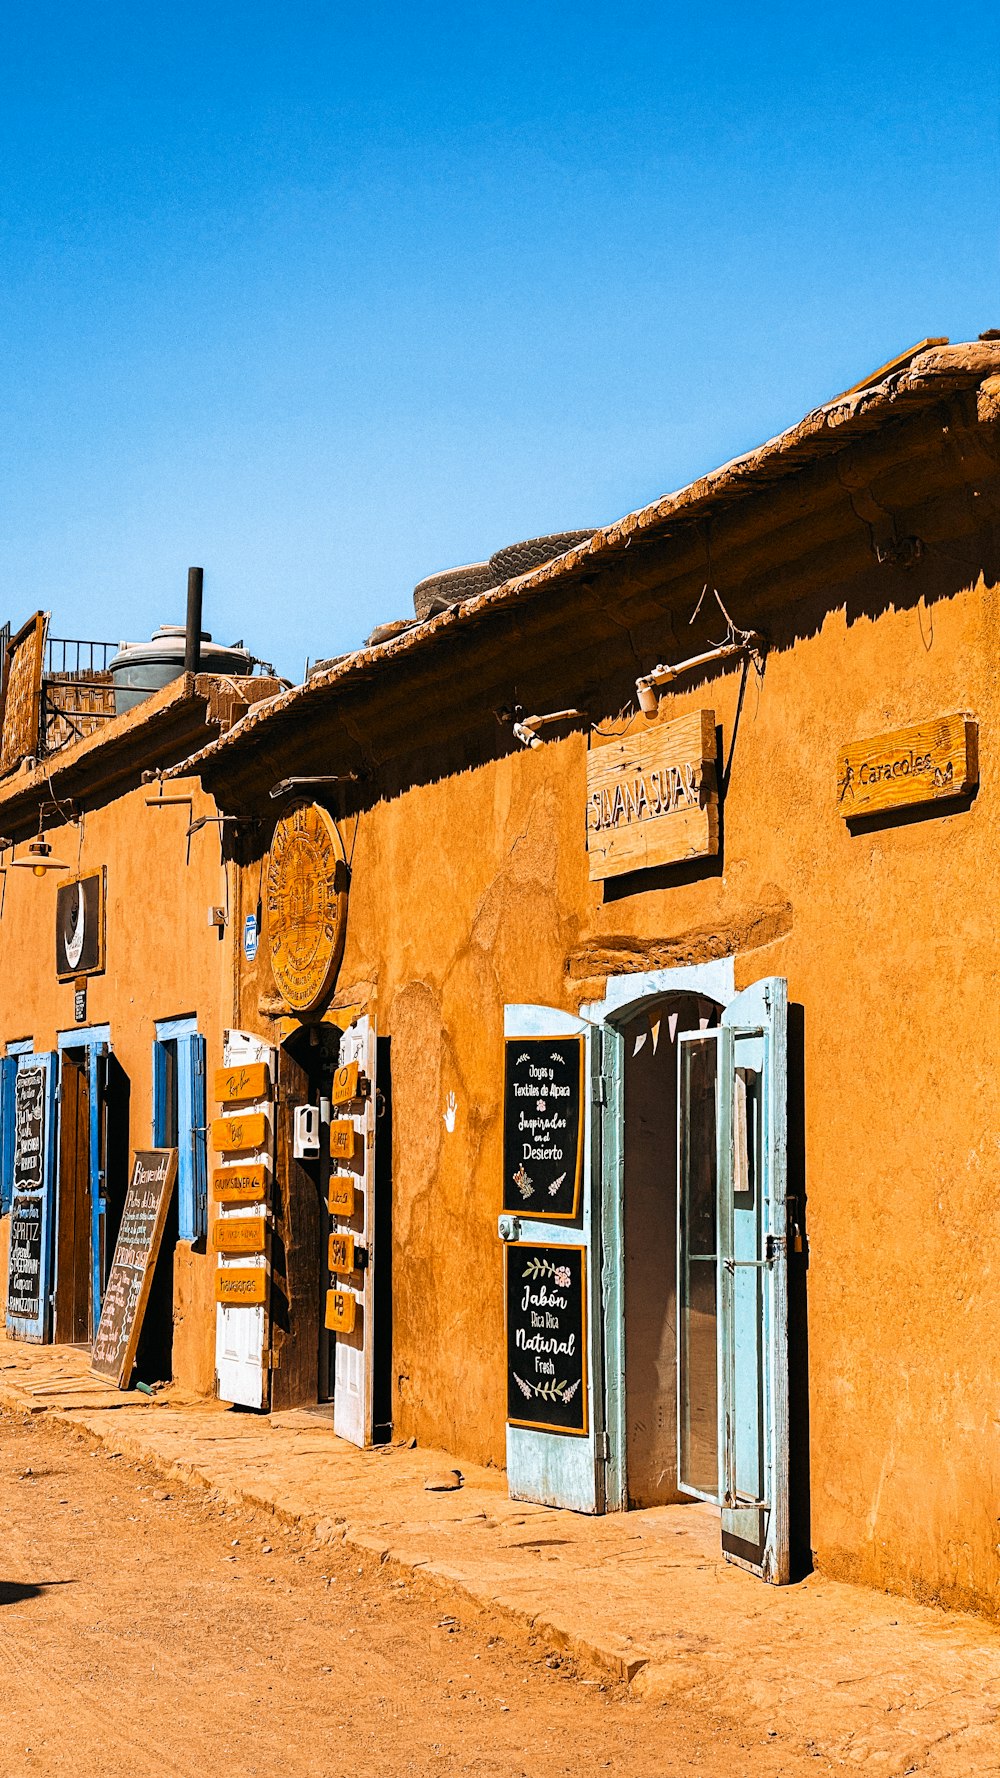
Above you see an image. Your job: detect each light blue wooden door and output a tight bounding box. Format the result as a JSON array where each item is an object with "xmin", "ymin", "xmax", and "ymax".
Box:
[
  {"xmin": 501, "ymin": 1005, "xmax": 607, "ymax": 1514},
  {"xmin": 6, "ymin": 1053, "xmax": 58, "ymax": 1343},
  {"xmin": 719, "ymin": 977, "xmax": 789, "ymax": 1582}
]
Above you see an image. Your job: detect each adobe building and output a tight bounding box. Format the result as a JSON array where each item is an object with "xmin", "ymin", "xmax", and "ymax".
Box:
[{"xmin": 3, "ymin": 337, "xmax": 1000, "ymax": 1621}]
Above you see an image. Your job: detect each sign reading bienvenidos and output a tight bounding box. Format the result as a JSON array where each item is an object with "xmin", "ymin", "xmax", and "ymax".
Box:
[
  {"xmin": 266, "ymin": 801, "xmax": 349, "ymax": 1012},
  {"xmin": 586, "ymin": 709, "xmax": 718, "ymax": 880},
  {"xmin": 505, "ymin": 1242, "xmax": 587, "ymax": 1435},
  {"xmin": 837, "ymin": 714, "xmax": 977, "ymax": 819},
  {"xmin": 503, "ymin": 1038, "xmax": 583, "ymax": 1219}
]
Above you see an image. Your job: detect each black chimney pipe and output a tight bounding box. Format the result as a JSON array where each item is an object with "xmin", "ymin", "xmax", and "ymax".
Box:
[{"xmin": 184, "ymin": 566, "xmax": 203, "ymax": 675}]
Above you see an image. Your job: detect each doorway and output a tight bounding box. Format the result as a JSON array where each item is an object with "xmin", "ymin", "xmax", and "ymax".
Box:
[
  {"xmin": 54, "ymin": 1034, "xmax": 130, "ymax": 1347},
  {"xmin": 619, "ymin": 992, "xmax": 721, "ymax": 1508}
]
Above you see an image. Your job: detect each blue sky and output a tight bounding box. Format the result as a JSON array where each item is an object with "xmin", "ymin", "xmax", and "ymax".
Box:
[{"xmin": 0, "ymin": 3, "xmax": 997, "ymax": 679}]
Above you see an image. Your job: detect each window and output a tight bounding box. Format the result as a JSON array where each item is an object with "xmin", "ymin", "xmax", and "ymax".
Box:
[{"xmin": 153, "ymin": 1021, "xmax": 207, "ymax": 1243}]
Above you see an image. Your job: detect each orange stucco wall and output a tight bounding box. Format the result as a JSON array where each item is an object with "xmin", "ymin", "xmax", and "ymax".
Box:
[
  {"xmin": 231, "ymin": 563, "xmax": 1000, "ymax": 1619},
  {"xmin": 0, "ymin": 775, "xmax": 230, "ymax": 1393}
]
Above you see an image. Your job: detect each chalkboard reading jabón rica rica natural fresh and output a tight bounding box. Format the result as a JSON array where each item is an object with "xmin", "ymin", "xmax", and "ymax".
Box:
[
  {"xmin": 505, "ymin": 1242, "xmax": 587, "ymax": 1435},
  {"xmin": 502, "ymin": 1037, "xmax": 583, "ymax": 1218},
  {"xmin": 6, "ymin": 1067, "xmax": 47, "ymax": 1324},
  {"xmin": 91, "ymin": 1149, "xmax": 177, "ymax": 1388}
]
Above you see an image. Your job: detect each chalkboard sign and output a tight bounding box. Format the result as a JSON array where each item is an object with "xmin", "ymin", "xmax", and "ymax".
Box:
[
  {"xmin": 6, "ymin": 1068, "xmax": 47, "ymax": 1324},
  {"xmin": 503, "ymin": 1037, "xmax": 584, "ymax": 1218},
  {"xmin": 505, "ymin": 1242, "xmax": 588, "ymax": 1435},
  {"xmin": 91, "ymin": 1149, "xmax": 177, "ymax": 1388}
]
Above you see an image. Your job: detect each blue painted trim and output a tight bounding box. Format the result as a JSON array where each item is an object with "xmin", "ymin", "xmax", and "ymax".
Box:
[
  {"xmin": 57, "ymin": 1024, "xmax": 111, "ymax": 1051},
  {"xmin": 5, "ymin": 1039, "xmax": 34, "ymax": 1056},
  {"xmin": 155, "ymin": 1015, "xmax": 197, "ymax": 1041},
  {"xmin": 0, "ymin": 1055, "xmax": 18, "ymax": 1216}
]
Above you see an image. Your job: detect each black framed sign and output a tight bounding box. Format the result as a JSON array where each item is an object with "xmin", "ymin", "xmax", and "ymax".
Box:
[
  {"xmin": 56, "ymin": 869, "xmax": 106, "ymax": 980},
  {"xmin": 502, "ymin": 1036, "xmax": 584, "ymax": 1218},
  {"xmin": 6, "ymin": 1068, "xmax": 47, "ymax": 1324},
  {"xmin": 505, "ymin": 1242, "xmax": 587, "ymax": 1435}
]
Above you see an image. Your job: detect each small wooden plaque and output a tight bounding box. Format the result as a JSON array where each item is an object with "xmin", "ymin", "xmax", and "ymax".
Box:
[
  {"xmin": 331, "ymin": 1061, "xmax": 360, "ymax": 1107},
  {"xmin": 215, "ymin": 1267, "xmax": 267, "ymax": 1305},
  {"xmin": 586, "ymin": 710, "xmax": 718, "ymax": 880},
  {"xmin": 211, "ymin": 1111, "xmax": 269, "ymax": 1154},
  {"xmin": 214, "ymin": 1062, "xmax": 270, "ymax": 1105},
  {"xmin": 329, "ymin": 1118, "xmax": 356, "ymax": 1160},
  {"xmin": 328, "ymin": 1231, "xmax": 355, "ymax": 1274},
  {"xmin": 325, "ymin": 1287, "xmax": 357, "ymax": 1333},
  {"xmin": 837, "ymin": 714, "xmax": 977, "ymax": 818},
  {"xmin": 213, "ymin": 1163, "xmax": 268, "ymax": 1204},
  {"xmin": 212, "ymin": 1216, "xmax": 267, "ymax": 1255},
  {"xmin": 328, "ymin": 1177, "xmax": 356, "ymax": 1218}
]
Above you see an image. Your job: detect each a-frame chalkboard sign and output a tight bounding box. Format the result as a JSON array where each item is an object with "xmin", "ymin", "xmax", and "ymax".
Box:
[{"xmin": 91, "ymin": 1149, "xmax": 177, "ymax": 1389}]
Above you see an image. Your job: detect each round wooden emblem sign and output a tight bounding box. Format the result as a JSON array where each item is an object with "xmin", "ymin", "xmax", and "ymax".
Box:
[{"xmin": 266, "ymin": 803, "xmax": 348, "ymax": 1011}]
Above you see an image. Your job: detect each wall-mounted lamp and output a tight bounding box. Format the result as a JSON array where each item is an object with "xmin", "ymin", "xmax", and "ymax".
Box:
[
  {"xmin": 268, "ymin": 774, "xmax": 361, "ymax": 800},
  {"xmin": 511, "ymin": 709, "xmax": 588, "ymax": 749},
  {"xmin": 11, "ymin": 829, "xmax": 69, "ymax": 876}
]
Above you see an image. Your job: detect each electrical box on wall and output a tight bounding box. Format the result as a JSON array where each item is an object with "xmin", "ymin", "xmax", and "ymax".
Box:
[{"xmin": 293, "ymin": 1103, "xmax": 321, "ymax": 1159}]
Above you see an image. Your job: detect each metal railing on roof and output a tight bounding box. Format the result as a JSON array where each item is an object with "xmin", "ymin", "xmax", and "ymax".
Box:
[{"xmin": 45, "ymin": 636, "xmax": 117, "ymax": 677}]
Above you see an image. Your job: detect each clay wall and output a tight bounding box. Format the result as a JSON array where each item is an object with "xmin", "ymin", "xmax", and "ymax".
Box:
[
  {"xmin": 232, "ymin": 547, "xmax": 1000, "ymax": 1617},
  {"xmin": 0, "ymin": 774, "xmax": 229, "ymax": 1393}
]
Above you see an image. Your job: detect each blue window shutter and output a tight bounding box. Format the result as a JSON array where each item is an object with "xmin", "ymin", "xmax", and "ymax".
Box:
[
  {"xmin": 0, "ymin": 1055, "xmax": 17, "ymax": 1216},
  {"xmin": 176, "ymin": 1032, "xmax": 207, "ymax": 1243},
  {"xmin": 152, "ymin": 1040, "xmax": 170, "ymax": 1145}
]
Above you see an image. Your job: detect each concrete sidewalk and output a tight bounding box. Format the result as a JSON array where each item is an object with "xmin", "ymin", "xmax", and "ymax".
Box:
[{"xmin": 1, "ymin": 1336, "xmax": 998, "ymax": 1775}]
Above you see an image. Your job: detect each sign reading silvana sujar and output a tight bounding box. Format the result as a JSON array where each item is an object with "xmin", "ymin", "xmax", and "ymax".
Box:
[{"xmin": 586, "ymin": 709, "xmax": 718, "ymax": 879}]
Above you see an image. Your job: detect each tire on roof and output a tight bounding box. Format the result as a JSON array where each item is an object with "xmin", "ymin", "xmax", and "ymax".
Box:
[
  {"xmin": 413, "ymin": 561, "xmax": 495, "ymax": 620},
  {"xmin": 487, "ymin": 531, "xmax": 594, "ymax": 585}
]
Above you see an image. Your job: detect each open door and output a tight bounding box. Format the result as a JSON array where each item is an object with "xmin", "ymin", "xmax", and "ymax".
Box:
[
  {"xmin": 719, "ymin": 976, "xmax": 789, "ymax": 1581},
  {"xmin": 676, "ymin": 976, "xmax": 789, "ymax": 1582},
  {"xmin": 215, "ymin": 1029, "xmax": 273, "ymax": 1409},
  {"xmin": 88, "ymin": 1043, "xmax": 110, "ymax": 1327},
  {"xmin": 500, "ymin": 1005, "xmax": 608, "ymax": 1514},
  {"xmin": 6, "ymin": 1053, "xmax": 58, "ymax": 1343},
  {"xmin": 328, "ymin": 1015, "xmax": 379, "ymax": 1447}
]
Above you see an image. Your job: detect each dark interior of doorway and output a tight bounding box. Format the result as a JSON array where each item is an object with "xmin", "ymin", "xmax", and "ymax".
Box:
[
  {"xmin": 621, "ymin": 991, "xmax": 721, "ymax": 1510},
  {"xmin": 273, "ymin": 1024, "xmax": 338, "ymax": 1412},
  {"xmin": 55, "ymin": 1051, "xmax": 132, "ymax": 1351}
]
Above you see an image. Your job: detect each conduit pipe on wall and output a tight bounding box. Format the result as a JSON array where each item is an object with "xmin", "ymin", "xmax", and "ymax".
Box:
[{"xmin": 635, "ymin": 635, "xmax": 762, "ymax": 716}]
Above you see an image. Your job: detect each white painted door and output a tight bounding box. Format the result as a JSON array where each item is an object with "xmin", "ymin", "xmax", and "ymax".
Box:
[
  {"xmin": 329, "ymin": 1016, "xmax": 376, "ymax": 1447},
  {"xmin": 215, "ymin": 1029, "xmax": 274, "ymax": 1410}
]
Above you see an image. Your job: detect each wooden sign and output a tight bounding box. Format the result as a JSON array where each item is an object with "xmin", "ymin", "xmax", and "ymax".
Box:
[
  {"xmin": 505, "ymin": 1243, "xmax": 587, "ymax": 1436},
  {"xmin": 325, "ymin": 1287, "xmax": 357, "ymax": 1334},
  {"xmin": 55, "ymin": 870, "xmax": 106, "ymax": 980},
  {"xmin": 215, "ymin": 1267, "xmax": 267, "ymax": 1306},
  {"xmin": 329, "ymin": 1118, "xmax": 356, "ymax": 1160},
  {"xmin": 214, "ymin": 1062, "xmax": 270, "ymax": 1105},
  {"xmin": 837, "ymin": 714, "xmax": 977, "ymax": 818},
  {"xmin": 6, "ymin": 1067, "xmax": 48, "ymax": 1325},
  {"xmin": 328, "ymin": 1231, "xmax": 355, "ymax": 1274},
  {"xmin": 0, "ymin": 612, "xmax": 46, "ymax": 778},
  {"xmin": 91, "ymin": 1150, "xmax": 177, "ymax": 1388},
  {"xmin": 586, "ymin": 709, "xmax": 718, "ymax": 880},
  {"xmin": 331, "ymin": 1061, "xmax": 360, "ymax": 1107},
  {"xmin": 503, "ymin": 1037, "xmax": 583, "ymax": 1218},
  {"xmin": 328, "ymin": 1177, "xmax": 356, "ymax": 1218},
  {"xmin": 266, "ymin": 802, "xmax": 349, "ymax": 1011},
  {"xmin": 212, "ymin": 1215, "xmax": 267, "ymax": 1254},
  {"xmin": 213, "ymin": 1163, "xmax": 268, "ymax": 1204},
  {"xmin": 211, "ymin": 1112, "xmax": 268, "ymax": 1154}
]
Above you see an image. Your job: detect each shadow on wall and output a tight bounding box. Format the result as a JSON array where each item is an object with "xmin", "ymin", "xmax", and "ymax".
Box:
[{"xmin": 787, "ymin": 1001, "xmax": 812, "ymax": 1581}]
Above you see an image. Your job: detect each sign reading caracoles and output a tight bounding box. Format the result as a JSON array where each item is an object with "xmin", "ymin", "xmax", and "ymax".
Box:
[
  {"xmin": 505, "ymin": 1242, "xmax": 587, "ymax": 1436},
  {"xmin": 266, "ymin": 802, "xmax": 349, "ymax": 1011},
  {"xmin": 503, "ymin": 1037, "xmax": 583, "ymax": 1219},
  {"xmin": 837, "ymin": 713, "xmax": 977, "ymax": 818},
  {"xmin": 586, "ymin": 709, "xmax": 718, "ymax": 879}
]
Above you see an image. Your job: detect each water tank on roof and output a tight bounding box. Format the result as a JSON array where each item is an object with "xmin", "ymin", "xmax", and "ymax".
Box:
[{"xmin": 109, "ymin": 624, "xmax": 255, "ymax": 715}]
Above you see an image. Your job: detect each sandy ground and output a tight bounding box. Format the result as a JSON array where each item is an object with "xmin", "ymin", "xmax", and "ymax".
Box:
[{"xmin": 0, "ymin": 1405, "xmax": 831, "ymax": 1778}]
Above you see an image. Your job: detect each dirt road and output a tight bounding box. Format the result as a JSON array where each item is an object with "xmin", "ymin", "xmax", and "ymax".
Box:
[{"xmin": 0, "ymin": 1405, "xmax": 829, "ymax": 1778}]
